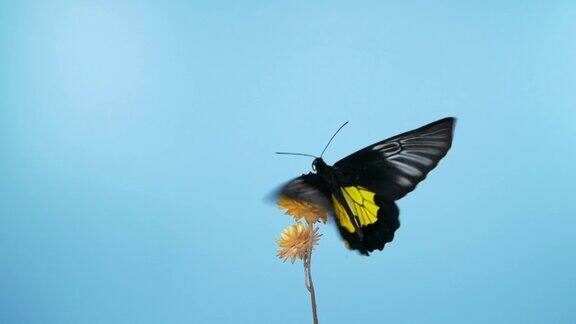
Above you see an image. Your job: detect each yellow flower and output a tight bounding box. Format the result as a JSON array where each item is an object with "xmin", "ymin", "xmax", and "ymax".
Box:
[
  {"xmin": 277, "ymin": 196, "xmax": 328, "ymax": 224},
  {"xmin": 277, "ymin": 223, "xmax": 321, "ymax": 263}
]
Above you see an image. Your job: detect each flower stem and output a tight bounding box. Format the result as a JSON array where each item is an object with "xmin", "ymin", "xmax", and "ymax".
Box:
[{"xmin": 304, "ymin": 225, "xmax": 319, "ymax": 324}]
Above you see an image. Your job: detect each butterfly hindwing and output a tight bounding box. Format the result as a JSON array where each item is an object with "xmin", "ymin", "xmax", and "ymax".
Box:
[
  {"xmin": 334, "ymin": 117, "xmax": 455, "ymax": 200},
  {"xmin": 332, "ymin": 186, "xmax": 378, "ymax": 232},
  {"xmin": 331, "ymin": 185, "xmax": 400, "ymax": 255}
]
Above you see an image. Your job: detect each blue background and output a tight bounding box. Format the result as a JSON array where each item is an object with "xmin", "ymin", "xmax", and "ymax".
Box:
[{"xmin": 1, "ymin": 1, "xmax": 575, "ymax": 323}]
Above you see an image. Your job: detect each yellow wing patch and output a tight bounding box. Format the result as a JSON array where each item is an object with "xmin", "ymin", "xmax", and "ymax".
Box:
[{"xmin": 331, "ymin": 186, "xmax": 379, "ymax": 233}]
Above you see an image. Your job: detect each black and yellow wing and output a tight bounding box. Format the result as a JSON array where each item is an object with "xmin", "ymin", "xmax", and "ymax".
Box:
[
  {"xmin": 330, "ymin": 186, "xmax": 400, "ymax": 255},
  {"xmin": 330, "ymin": 118, "xmax": 455, "ymax": 254}
]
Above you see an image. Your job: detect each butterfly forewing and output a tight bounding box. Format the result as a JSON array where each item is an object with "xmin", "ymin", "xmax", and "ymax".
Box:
[{"xmin": 334, "ymin": 117, "xmax": 455, "ymax": 201}]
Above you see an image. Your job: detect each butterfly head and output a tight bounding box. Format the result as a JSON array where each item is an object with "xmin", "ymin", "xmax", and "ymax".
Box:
[{"xmin": 312, "ymin": 157, "xmax": 328, "ymax": 172}]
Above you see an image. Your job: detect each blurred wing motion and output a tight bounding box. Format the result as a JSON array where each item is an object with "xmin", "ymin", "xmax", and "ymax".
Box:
[
  {"xmin": 335, "ymin": 117, "xmax": 455, "ymax": 200},
  {"xmin": 277, "ymin": 173, "xmax": 333, "ymax": 216}
]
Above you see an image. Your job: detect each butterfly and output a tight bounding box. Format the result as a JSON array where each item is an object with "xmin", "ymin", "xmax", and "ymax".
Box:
[{"xmin": 274, "ymin": 117, "xmax": 456, "ymax": 255}]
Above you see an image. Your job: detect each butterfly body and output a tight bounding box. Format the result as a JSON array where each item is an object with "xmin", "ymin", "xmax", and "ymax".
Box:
[{"xmin": 276, "ymin": 118, "xmax": 456, "ymax": 255}]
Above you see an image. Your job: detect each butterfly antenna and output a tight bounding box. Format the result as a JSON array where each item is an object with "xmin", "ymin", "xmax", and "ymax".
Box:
[
  {"xmin": 320, "ymin": 121, "xmax": 349, "ymax": 158},
  {"xmin": 275, "ymin": 152, "xmax": 317, "ymax": 158}
]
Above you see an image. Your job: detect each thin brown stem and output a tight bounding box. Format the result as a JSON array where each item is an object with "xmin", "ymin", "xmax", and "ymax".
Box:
[{"xmin": 304, "ymin": 224, "xmax": 319, "ymax": 324}]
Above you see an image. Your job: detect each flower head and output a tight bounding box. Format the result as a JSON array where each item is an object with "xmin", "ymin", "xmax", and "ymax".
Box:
[
  {"xmin": 277, "ymin": 223, "xmax": 321, "ymax": 263},
  {"xmin": 277, "ymin": 196, "xmax": 328, "ymax": 224}
]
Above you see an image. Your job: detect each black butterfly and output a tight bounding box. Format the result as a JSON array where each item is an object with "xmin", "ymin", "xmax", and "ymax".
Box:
[{"xmin": 274, "ymin": 117, "xmax": 456, "ymax": 255}]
